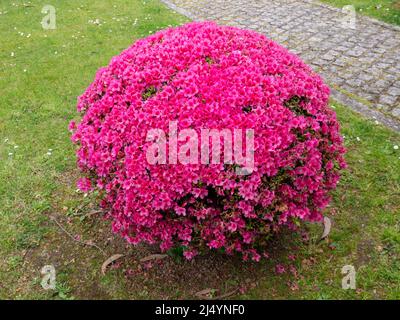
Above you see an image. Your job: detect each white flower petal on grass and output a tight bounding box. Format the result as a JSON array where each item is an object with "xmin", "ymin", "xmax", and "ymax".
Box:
[
  {"xmin": 356, "ymin": 137, "xmax": 361, "ymax": 142},
  {"xmin": 394, "ymin": 145, "xmax": 399, "ymax": 150}
]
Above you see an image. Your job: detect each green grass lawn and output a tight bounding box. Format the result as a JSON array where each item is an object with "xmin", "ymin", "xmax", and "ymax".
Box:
[
  {"xmin": 0, "ymin": 0, "xmax": 399, "ymax": 300},
  {"xmin": 320, "ymin": 0, "xmax": 400, "ymax": 25}
]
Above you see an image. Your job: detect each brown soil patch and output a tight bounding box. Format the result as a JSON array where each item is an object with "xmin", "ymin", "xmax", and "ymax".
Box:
[{"xmin": 22, "ymin": 210, "xmax": 298, "ymax": 299}]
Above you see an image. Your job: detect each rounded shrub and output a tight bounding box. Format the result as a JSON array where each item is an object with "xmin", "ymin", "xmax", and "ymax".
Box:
[{"xmin": 71, "ymin": 22, "xmax": 346, "ymax": 261}]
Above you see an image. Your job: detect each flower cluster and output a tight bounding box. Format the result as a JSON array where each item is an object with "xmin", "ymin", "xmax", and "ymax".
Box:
[{"xmin": 71, "ymin": 22, "xmax": 346, "ymax": 261}]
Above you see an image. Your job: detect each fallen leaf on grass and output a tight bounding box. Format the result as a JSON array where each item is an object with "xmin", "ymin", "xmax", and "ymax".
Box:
[
  {"xmin": 288, "ymin": 281, "xmax": 299, "ymax": 291},
  {"xmin": 301, "ymin": 258, "xmax": 316, "ymax": 270},
  {"xmin": 101, "ymin": 254, "xmax": 124, "ymax": 275},
  {"xmin": 195, "ymin": 288, "xmax": 217, "ymax": 299},
  {"xmin": 320, "ymin": 216, "xmax": 331, "ymax": 241},
  {"xmin": 195, "ymin": 288, "xmax": 239, "ymax": 300},
  {"xmin": 140, "ymin": 254, "xmax": 168, "ymax": 262}
]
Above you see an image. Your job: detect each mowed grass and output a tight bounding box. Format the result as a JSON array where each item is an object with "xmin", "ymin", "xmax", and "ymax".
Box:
[
  {"xmin": 0, "ymin": 0, "xmax": 399, "ymax": 300},
  {"xmin": 0, "ymin": 0, "xmax": 187, "ymax": 299},
  {"xmin": 320, "ymin": 0, "xmax": 400, "ymax": 25}
]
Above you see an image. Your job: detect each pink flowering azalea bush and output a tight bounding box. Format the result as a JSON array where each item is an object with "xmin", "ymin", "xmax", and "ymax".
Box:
[{"xmin": 71, "ymin": 22, "xmax": 346, "ymax": 261}]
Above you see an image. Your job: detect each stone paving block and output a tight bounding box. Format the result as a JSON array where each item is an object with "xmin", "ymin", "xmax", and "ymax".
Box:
[
  {"xmin": 392, "ymin": 108, "xmax": 400, "ymax": 118},
  {"xmin": 388, "ymin": 87, "xmax": 400, "ymax": 97},
  {"xmin": 379, "ymin": 95, "xmax": 398, "ymax": 105}
]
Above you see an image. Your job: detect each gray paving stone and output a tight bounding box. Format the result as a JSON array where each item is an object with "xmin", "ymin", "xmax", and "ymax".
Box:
[
  {"xmin": 392, "ymin": 108, "xmax": 400, "ymax": 118},
  {"xmin": 379, "ymin": 95, "xmax": 398, "ymax": 105},
  {"xmin": 160, "ymin": 0, "xmax": 400, "ymax": 130},
  {"xmin": 388, "ymin": 87, "xmax": 400, "ymax": 97}
]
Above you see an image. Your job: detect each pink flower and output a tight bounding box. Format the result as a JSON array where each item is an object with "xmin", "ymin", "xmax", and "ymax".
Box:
[
  {"xmin": 77, "ymin": 177, "xmax": 92, "ymax": 192},
  {"xmin": 183, "ymin": 249, "xmax": 197, "ymax": 260},
  {"xmin": 71, "ymin": 21, "xmax": 346, "ymax": 262},
  {"xmin": 275, "ymin": 264, "xmax": 286, "ymax": 275},
  {"xmin": 175, "ymin": 206, "xmax": 186, "ymax": 216},
  {"xmin": 288, "ymin": 254, "xmax": 296, "ymax": 261},
  {"xmin": 68, "ymin": 121, "xmax": 76, "ymax": 132}
]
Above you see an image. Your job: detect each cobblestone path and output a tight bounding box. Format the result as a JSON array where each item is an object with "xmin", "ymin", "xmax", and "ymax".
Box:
[{"xmin": 161, "ymin": 0, "xmax": 400, "ymax": 131}]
